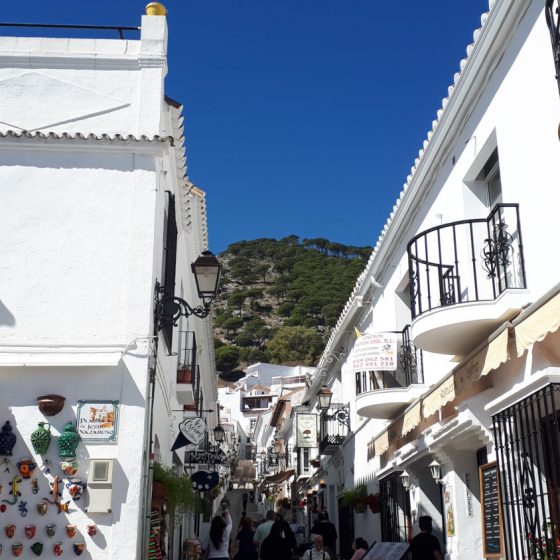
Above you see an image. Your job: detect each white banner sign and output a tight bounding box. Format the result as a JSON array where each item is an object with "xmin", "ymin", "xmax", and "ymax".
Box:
[{"xmin": 350, "ymin": 333, "xmax": 398, "ymax": 372}]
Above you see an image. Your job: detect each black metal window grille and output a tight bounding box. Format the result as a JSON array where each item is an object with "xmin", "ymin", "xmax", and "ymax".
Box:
[
  {"xmin": 177, "ymin": 331, "xmax": 197, "ymax": 383},
  {"xmin": 161, "ymin": 193, "xmax": 178, "ymax": 350},
  {"xmin": 296, "ymin": 447, "xmax": 311, "ymax": 477},
  {"xmin": 493, "ymin": 384, "xmax": 560, "ymax": 560},
  {"xmin": 355, "ymin": 325, "xmax": 423, "ymax": 395},
  {"xmin": 319, "ymin": 403, "xmax": 350, "ymax": 455},
  {"xmin": 379, "ymin": 472, "xmax": 411, "ymax": 543},
  {"xmin": 407, "ymin": 203, "xmax": 526, "ymax": 319}
]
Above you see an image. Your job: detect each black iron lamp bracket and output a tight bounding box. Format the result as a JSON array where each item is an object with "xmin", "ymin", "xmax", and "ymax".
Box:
[
  {"xmin": 546, "ymin": 0, "xmax": 560, "ymax": 98},
  {"xmin": 155, "ymin": 282, "xmax": 210, "ymax": 330},
  {"xmin": 322, "ymin": 403, "xmax": 351, "ymax": 430}
]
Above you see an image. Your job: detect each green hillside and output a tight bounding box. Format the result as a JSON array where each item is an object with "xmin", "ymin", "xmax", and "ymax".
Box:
[{"xmin": 213, "ymin": 236, "xmax": 371, "ymax": 372}]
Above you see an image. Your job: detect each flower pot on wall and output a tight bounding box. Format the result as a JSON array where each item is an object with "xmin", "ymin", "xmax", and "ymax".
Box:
[
  {"xmin": 353, "ymin": 501, "xmax": 366, "ymax": 514},
  {"xmin": 36, "ymin": 395, "xmax": 65, "ymax": 417}
]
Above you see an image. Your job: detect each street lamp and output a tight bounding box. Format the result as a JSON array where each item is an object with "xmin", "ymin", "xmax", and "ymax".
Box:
[
  {"xmin": 429, "ymin": 459, "xmax": 444, "ymax": 484},
  {"xmin": 318, "ymin": 386, "xmax": 333, "ymax": 412},
  {"xmin": 400, "ymin": 470, "xmax": 411, "ymax": 491},
  {"xmin": 156, "ymin": 251, "xmax": 221, "ymax": 325},
  {"xmin": 214, "ymin": 425, "xmax": 225, "ymax": 443}
]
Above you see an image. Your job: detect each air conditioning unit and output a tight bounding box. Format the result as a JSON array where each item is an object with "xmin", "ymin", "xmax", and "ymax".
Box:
[{"xmin": 86, "ymin": 459, "xmax": 115, "ymax": 513}]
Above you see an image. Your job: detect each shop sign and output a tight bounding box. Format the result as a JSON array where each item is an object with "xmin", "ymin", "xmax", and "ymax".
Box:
[
  {"xmin": 350, "ymin": 333, "xmax": 398, "ymax": 372},
  {"xmin": 171, "ymin": 417, "xmax": 207, "ymax": 451},
  {"xmin": 296, "ymin": 413, "xmax": 318, "ymax": 448},
  {"xmin": 76, "ymin": 401, "xmax": 119, "ymax": 443}
]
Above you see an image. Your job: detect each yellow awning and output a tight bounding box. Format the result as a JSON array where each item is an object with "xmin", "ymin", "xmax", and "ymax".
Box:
[
  {"xmin": 373, "ymin": 431, "xmax": 389, "ymax": 456},
  {"xmin": 515, "ymin": 291, "xmax": 560, "ymax": 357},
  {"xmin": 402, "ymin": 402, "xmax": 422, "ymax": 436}
]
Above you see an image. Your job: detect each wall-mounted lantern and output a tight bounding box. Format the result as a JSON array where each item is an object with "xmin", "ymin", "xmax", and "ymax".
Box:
[{"xmin": 318, "ymin": 386, "xmax": 333, "ymax": 412}]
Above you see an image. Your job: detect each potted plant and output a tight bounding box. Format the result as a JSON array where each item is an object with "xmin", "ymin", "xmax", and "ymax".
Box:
[
  {"xmin": 340, "ymin": 485, "xmax": 368, "ymax": 513},
  {"xmin": 176, "ymin": 365, "xmax": 192, "ymax": 384},
  {"xmin": 153, "ymin": 463, "xmax": 196, "ymax": 518}
]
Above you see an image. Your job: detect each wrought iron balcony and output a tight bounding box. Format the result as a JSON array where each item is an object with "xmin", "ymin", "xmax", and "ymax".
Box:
[
  {"xmin": 355, "ymin": 326, "xmax": 424, "ymax": 418},
  {"xmin": 319, "ymin": 403, "xmax": 350, "ymax": 455},
  {"xmin": 407, "ymin": 204, "xmax": 527, "ymax": 354}
]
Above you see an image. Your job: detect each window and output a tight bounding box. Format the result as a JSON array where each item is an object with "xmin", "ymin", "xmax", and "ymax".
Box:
[
  {"xmin": 161, "ymin": 193, "xmax": 177, "ymax": 350},
  {"xmin": 477, "ymin": 148, "xmax": 502, "ymax": 209}
]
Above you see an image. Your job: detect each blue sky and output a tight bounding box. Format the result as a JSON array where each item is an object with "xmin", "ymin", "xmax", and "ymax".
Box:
[{"xmin": 6, "ymin": 1, "xmax": 489, "ymax": 252}]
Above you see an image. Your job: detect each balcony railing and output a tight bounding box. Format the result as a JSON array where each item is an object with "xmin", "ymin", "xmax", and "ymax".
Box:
[
  {"xmin": 355, "ymin": 326, "xmax": 423, "ymax": 394},
  {"xmin": 177, "ymin": 330, "xmax": 197, "ymax": 382},
  {"xmin": 407, "ymin": 204, "xmax": 526, "ymax": 319},
  {"xmin": 319, "ymin": 404, "xmax": 350, "ymax": 455}
]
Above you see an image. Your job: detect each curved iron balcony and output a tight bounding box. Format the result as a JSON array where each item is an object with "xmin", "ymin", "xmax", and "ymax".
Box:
[
  {"xmin": 407, "ymin": 204, "xmax": 527, "ymax": 354},
  {"xmin": 355, "ymin": 326, "xmax": 424, "ymax": 419}
]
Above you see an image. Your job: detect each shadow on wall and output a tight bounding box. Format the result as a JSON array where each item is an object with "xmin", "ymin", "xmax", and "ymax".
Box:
[{"xmin": 0, "ymin": 299, "xmax": 15, "ymax": 326}]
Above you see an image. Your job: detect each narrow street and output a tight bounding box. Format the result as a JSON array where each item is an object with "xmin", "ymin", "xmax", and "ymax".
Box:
[{"xmin": 225, "ymin": 489, "xmax": 261, "ymax": 531}]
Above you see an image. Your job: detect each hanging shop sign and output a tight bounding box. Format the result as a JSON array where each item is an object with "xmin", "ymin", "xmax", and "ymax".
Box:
[
  {"xmin": 190, "ymin": 470, "xmax": 220, "ymax": 492},
  {"xmin": 296, "ymin": 413, "xmax": 318, "ymax": 448},
  {"xmin": 350, "ymin": 333, "xmax": 398, "ymax": 372},
  {"xmin": 171, "ymin": 417, "xmax": 206, "ymax": 451},
  {"xmin": 76, "ymin": 401, "xmax": 119, "ymax": 443},
  {"xmin": 185, "ymin": 447, "xmax": 225, "ymax": 465}
]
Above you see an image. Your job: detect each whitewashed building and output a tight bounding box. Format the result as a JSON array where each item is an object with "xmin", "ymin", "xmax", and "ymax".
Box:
[
  {"xmin": 0, "ymin": 6, "xmax": 220, "ymax": 560},
  {"xmin": 297, "ymin": 1, "xmax": 560, "ymax": 559}
]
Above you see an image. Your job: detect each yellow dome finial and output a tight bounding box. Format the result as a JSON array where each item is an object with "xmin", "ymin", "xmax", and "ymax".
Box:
[{"xmin": 145, "ymin": 2, "xmax": 167, "ymax": 16}]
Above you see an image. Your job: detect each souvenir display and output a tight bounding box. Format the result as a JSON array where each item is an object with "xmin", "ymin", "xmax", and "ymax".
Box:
[
  {"xmin": 53, "ymin": 543, "xmax": 63, "ymax": 557},
  {"xmin": 30, "ymin": 542, "xmax": 43, "ymax": 556},
  {"xmin": 30, "ymin": 423, "xmax": 51, "ymax": 455},
  {"xmin": 58, "ymin": 422, "xmax": 80, "ymax": 458},
  {"xmin": 2, "ymin": 476, "xmax": 21, "ymax": 505},
  {"xmin": 17, "ymin": 502, "xmax": 27, "ymax": 518},
  {"xmin": 45, "ymin": 524, "xmax": 56, "ymax": 538},
  {"xmin": 86, "ymin": 524, "xmax": 97, "ymax": 537},
  {"xmin": 66, "ymin": 525, "xmax": 77, "ymax": 538},
  {"xmin": 10, "ymin": 544, "xmax": 22, "ymax": 558},
  {"xmin": 73, "ymin": 543, "xmax": 85, "ymax": 556},
  {"xmin": 24, "ymin": 525, "xmax": 36, "ymax": 539},
  {"xmin": 60, "ymin": 460, "xmax": 79, "ymax": 476},
  {"xmin": 5, "ymin": 525, "xmax": 16, "ymax": 539},
  {"xmin": 0, "ymin": 423, "xmax": 16, "ymax": 456},
  {"xmin": 36, "ymin": 395, "xmax": 65, "ymax": 417},
  {"xmin": 36, "ymin": 502, "xmax": 48, "ymax": 516},
  {"xmin": 44, "ymin": 476, "xmax": 61, "ymax": 504},
  {"xmin": 66, "ymin": 478, "xmax": 87, "ymax": 501},
  {"xmin": 17, "ymin": 459, "xmax": 37, "ymax": 480}
]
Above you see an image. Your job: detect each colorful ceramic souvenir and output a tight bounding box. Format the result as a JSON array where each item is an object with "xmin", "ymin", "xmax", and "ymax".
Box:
[
  {"xmin": 24, "ymin": 526, "xmax": 36, "ymax": 539},
  {"xmin": 16, "ymin": 459, "xmax": 37, "ymax": 480},
  {"xmin": 55, "ymin": 501, "xmax": 70, "ymax": 515},
  {"xmin": 73, "ymin": 543, "xmax": 85, "ymax": 556},
  {"xmin": 36, "ymin": 395, "xmax": 65, "ymax": 417},
  {"xmin": 53, "ymin": 543, "xmax": 63, "ymax": 557},
  {"xmin": 0, "ymin": 422, "xmax": 16, "ymax": 456},
  {"xmin": 45, "ymin": 524, "xmax": 56, "ymax": 538},
  {"xmin": 5, "ymin": 525, "xmax": 16, "ymax": 539},
  {"xmin": 58, "ymin": 422, "xmax": 80, "ymax": 458},
  {"xmin": 17, "ymin": 502, "xmax": 27, "ymax": 517},
  {"xmin": 2, "ymin": 476, "xmax": 21, "ymax": 505},
  {"xmin": 60, "ymin": 460, "xmax": 79, "ymax": 476},
  {"xmin": 30, "ymin": 542, "xmax": 43, "ymax": 556},
  {"xmin": 44, "ymin": 475, "xmax": 61, "ymax": 504},
  {"xmin": 10, "ymin": 544, "xmax": 22, "ymax": 558},
  {"xmin": 66, "ymin": 478, "xmax": 86, "ymax": 501},
  {"xmin": 65, "ymin": 525, "xmax": 77, "ymax": 538},
  {"xmin": 31, "ymin": 478, "xmax": 39, "ymax": 495},
  {"xmin": 30, "ymin": 423, "xmax": 51, "ymax": 455},
  {"xmin": 86, "ymin": 524, "xmax": 97, "ymax": 537},
  {"xmin": 0, "ymin": 504, "xmax": 6, "ymax": 512},
  {"xmin": 36, "ymin": 502, "xmax": 48, "ymax": 516}
]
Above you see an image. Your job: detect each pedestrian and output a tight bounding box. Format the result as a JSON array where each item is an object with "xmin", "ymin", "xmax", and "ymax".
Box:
[
  {"xmin": 243, "ymin": 491, "xmax": 249, "ymax": 510},
  {"xmin": 239, "ymin": 511, "xmax": 247, "ymax": 530},
  {"xmin": 259, "ymin": 520, "xmax": 293, "ymax": 560},
  {"xmin": 202, "ymin": 506, "xmax": 233, "ymax": 560},
  {"xmin": 310, "ymin": 511, "xmax": 337, "ymax": 558},
  {"xmin": 253, "ymin": 509, "xmax": 275, "ymax": 555},
  {"xmin": 350, "ymin": 538, "xmax": 368, "ymax": 560},
  {"xmin": 302, "ymin": 535, "xmax": 330, "ymax": 560},
  {"xmin": 275, "ymin": 513, "xmax": 297, "ymax": 558},
  {"xmin": 232, "ymin": 515, "xmax": 258, "ymax": 560},
  {"xmin": 409, "ymin": 516, "xmax": 443, "ymax": 560}
]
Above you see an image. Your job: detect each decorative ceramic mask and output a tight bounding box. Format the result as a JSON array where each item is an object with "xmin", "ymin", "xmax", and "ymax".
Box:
[
  {"xmin": 30, "ymin": 542, "xmax": 43, "ymax": 556},
  {"xmin": 5, "ymin": 525, "xmax": 16, "ymax": 539},
  {"xmin": 60, "ymin": 460, "xmax": 79, "ymax": 476},
  {"xmin": 53, "ymin": 543, "xmax": 63, "ymax": 557},
  {"xmin": 17, "ymin": 459, "xmax": 37, "ymax": 480},
  {"xmin": 66, "ymin": 479, "xmax": 87, "ymax": 501},
  {"xmin": 86, "ymin": 524, "xmax": 97, "ymax": 537},
  {"xmin": 58, "ymin": 422, "xmax": 80, "ymax": 459},
  {"xmin": 72, "ymin": 543, "xmax": 85, "ymax": 557},
  {"xmin": 36, "ymin": 502, "xmax": 48, "ymax": 516},
  {"xmin": 65, "ymin": 525, "xmax": 77, "ymax": 539},
  {"xmin": 11, "ymin": 544, "xmax": 22, "ymax": 558},
  {"xmin": 45, "ymin": 525, "xmax": 56, "ymax": 538},
  {"xmin": 0, "ymin": 422, "xmax": 16, "ymax": 456},
  {"xmin": 30, "ymin": 423, "xmax": 51, "ymax": 455},
  {"xmin": 24, "ymin": 526, "xmax": 36, "ymax": 540}
]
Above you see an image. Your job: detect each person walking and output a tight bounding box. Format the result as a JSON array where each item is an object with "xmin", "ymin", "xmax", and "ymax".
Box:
[
  {"xmin": 302, "ymin": 535, "xmax": 330, "ymax": 560},
  {"xmin": 409, "ymin": 516, "xmax": 443, "ymax": 560},
  {"xmin": 203, "ymin": 506, "xmax": 233, "ymax": 560},
  {"xmin": 232, "ymin": 515, "xmax": 258, "ymax": 560},
  {"xmin": 310, "ymin": 511, "xmax": 337, "ymax": 558},
  {"xmin": 259, "ymin": 520, "xmax": 293, "ymax": 560},
  {"xmin": 242, "ymin": 491, "xmax": 249, "ymax": 511},
  {"xmin": 349, "ymin": 538, "xmax": 369, "ymax": 560},
  {"xmin": 253, "ymin": 509, "xmax": 275, "ymax": 556}
]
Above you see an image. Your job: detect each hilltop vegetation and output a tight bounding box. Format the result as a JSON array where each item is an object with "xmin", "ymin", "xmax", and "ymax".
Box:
[{"xmin": 213, "ymin": 236, "xmax": 371, "ymax": 372}]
